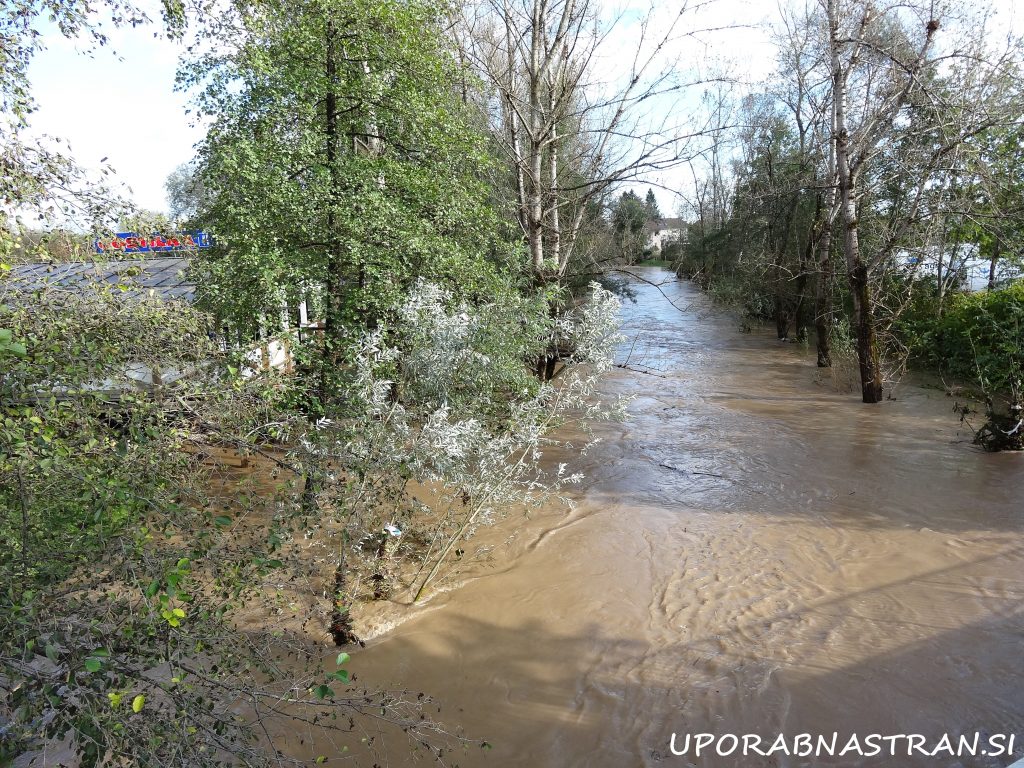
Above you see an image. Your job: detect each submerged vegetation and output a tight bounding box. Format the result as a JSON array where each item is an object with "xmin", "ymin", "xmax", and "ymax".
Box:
[
  {"xmin": 671, "ymin": 0, "xmax": 1024, "ymax": 448},
  {"xmin": 2, "ymin": 0, "xmax": 1023, "ymax": 764},
  {"xmin": 1, "ymin": 0, "xmax": 631, "ymax": 764}
]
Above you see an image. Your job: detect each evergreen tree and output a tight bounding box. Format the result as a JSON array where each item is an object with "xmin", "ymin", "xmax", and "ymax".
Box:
[{"xmin": 645, "ymin": 188, "xmax": 662, "ymax": 221}]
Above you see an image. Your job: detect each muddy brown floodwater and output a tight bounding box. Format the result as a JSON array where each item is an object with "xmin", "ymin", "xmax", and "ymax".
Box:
[{"xmin": 309, "ymin": 268, "xmax": 1024, "ymax": 767}]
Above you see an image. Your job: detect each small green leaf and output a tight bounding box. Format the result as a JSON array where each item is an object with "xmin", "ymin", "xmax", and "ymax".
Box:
[
  {"xmin": 335, "ymin": 652, "xmax": 350, "ymax": 666},
  {"xmin": 213, "ymin": 515, "xmax": 232, "ymax": 527},
  {"xmin": 313, "ymin": 685, "xmax": 333, "ymax": 700},
  {"xmin": 132, "ymin": 694, "xmax": 145, "ymax": 713},
  {"xmin": 84, "ymin": 658, "xmax": 102, "ymax": 673},
  {"xmin": 315, "ymin": 757, "xmax": 327, "ymax": 764}
]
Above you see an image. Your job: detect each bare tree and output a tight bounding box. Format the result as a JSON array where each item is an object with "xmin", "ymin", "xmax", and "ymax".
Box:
[
  {"xmin": 822, "ymin": 0, "xmax": 941, "ymax": 401},
  {"xmin": 774, "ymin": 2, "xmax": 841, "ymax": 362},
  {"xmin": 828, "ymin": 0, "xmax": 1023, "ymax": 400},
  {"xmin": 461, "ymin": 0, "xmax": 726, "ymax": 291}
]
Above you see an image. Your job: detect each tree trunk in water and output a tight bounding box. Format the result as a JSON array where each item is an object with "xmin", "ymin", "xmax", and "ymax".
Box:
[
  {"xmin": 848, "ymin": 260, "xmax": 883, "ymax": 402},
  {"xmin": 830, "ymin": 0, "xmax": 882, "ymax": 403},
  {"xmin": 839, "ymin": 180, "xmax": 883, "ymax": 402},
  {"xmin": 776, "ymin": 296, "xmax": 791, "ymax": 340},
  {"xmin": 835, "ymin": 136, "xmax": 881, "ymax": 398},
  {"xmin": 989, "ymin": 239, "xmax": 1000, "ymax": 290},
  {"xmin": 330, "ymin": 547, "xmax": 358, "ymax": 645},
  {"xmin": 837, "ymin": 180, "xmax": 882, "ymax": 401},
  {"xmin": 812, "ymin": 205, "xmax": 835, "ymax": 368},
  {"xmin": 814, "ymin": 268, "xmax": 832, "ymax": 366},
  {"xmin": 793, "ymin": 234, "xmax": 814, "ymax": 343},
  {"xmin": 322, "ymin": 21, "xmax": 360, "ymax": 647}
]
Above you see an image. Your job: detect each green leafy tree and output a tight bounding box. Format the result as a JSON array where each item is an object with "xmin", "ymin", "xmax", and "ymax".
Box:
[
  {"xmin": 176, "ymin": 0, "xmax": 627, "ymax": 643},
  {"xmin": 955, "ymin": 122, "xmax": 1024, "ymax": 290},
  {"xmin": 644, "ymin": 188, "xmax": 662, "ymax": 221},
  {"xmin": 180, "ymin": 0, "xmax": 510, "ymax": 355},
  {"xmin": 0, "ymin": 0, "xmax": 185, "ymax": 245},
  {"xmin": 611, "ymin": 190, "xmax": 648, "ymax": 264}
]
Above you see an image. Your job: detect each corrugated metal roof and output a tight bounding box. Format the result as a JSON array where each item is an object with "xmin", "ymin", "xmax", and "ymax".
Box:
[{"xmin": 4, "ymin": 257, "xmax": 195, "ymax": 302}]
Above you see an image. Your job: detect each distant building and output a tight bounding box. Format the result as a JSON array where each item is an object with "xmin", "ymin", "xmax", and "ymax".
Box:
[
  {"xmin": 4, "ymin": 257, "xmax": 304, "ymax": 386},
  {"xmin": 8, "ymin": 256, "xmax": 196, "ymax": 301},
  {"xmin": 645, "ymin": 217, "xmax": 686, "ymax": 251},
  {"xmin": 898, "ymin": 245, "xmax": 1021, "ymax": 292}
]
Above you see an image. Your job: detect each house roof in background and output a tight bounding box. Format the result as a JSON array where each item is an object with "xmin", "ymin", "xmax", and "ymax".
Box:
[
  {"xmin": 650, "ymin": 217, "xmax": 685, "ymax": 230},
  {"xmin": 4, "ymin": 257, "xmax": 195, "ymax": 302}
]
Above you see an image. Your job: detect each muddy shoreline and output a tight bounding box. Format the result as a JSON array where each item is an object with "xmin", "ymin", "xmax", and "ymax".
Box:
[{"xmin": 297, "ymin": 269, "xmax": 1024, "ymax": 767}]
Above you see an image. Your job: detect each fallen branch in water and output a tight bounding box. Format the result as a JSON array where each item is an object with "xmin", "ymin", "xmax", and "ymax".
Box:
[
  {"xmin": 614, "ymin": 363, "xmax": 669, "ymax": 378},
  {"xmin": 658, "ymin": 461, "xmax": 724, "ymax": 478},
  {"xmin": 614, "ymin": 269, "xmax": 694, "ymax": 314}
]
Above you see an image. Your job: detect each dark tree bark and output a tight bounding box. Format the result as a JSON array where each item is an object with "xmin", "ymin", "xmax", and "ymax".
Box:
[
  {"xmin": 988, "ymin": 238, "xmax": 1001, "ymax": 290},
  {"xmin": 835, "ymin": 100, "xmax": 883, "ymax": 401},
  {"xmin": 793, "ymin": 213, "xmax": 817, "ymax": 343},
  {"xmin": 330, "ymin": 548, "xmax": 359, "ymax": 645},
  {"xmin": 812, "ymin": 189, "xmax": 837, "ymax": 368},
  {"xmin": 826, "ymin": 0, "xmax": 937, "ymax": 403},
  {"xmin": 776, "ymin": 298, "xmax": 792, "ymax": 340}
]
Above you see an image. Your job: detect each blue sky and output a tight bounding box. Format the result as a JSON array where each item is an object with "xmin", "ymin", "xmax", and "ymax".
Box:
[
  {"xmin": 27, "ymin": 8, "xmax": 203, "ymax": 214},
  {"xmin": 24, "ymin": 0, "xmax": 775, "ymax": 218},
  {"xmin": 23, "ymin": 0, "xmax": 1020, "ymax": 219}
]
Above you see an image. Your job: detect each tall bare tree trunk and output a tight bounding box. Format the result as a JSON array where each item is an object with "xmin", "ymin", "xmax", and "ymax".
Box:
[
  {"xmin": 836, "ymin": 148, "xmax": 882, "ymax": 400},
  {"xmin": 813, "ymin": 204, "xmax": 835, "ymax": 368},
  {"xmin": 829, "ymin": 0, "xmax": 882, "ymax": 403}
]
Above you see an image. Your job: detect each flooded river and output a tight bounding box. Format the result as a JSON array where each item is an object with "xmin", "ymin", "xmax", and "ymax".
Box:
[{"xmin": 328, "ymin": 268, "xmax": 1024, "ymax": 767}]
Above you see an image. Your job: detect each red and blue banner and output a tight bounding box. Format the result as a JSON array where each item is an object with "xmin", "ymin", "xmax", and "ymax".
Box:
[{"xmin": 94, "ymin": 232, "xmax": 212, "ymax": 254}]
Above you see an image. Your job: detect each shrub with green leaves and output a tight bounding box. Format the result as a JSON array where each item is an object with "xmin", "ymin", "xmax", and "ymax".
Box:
[
  {"xmin": 908, "ymin": 282, "xmax": 1024, "ymax": 449},
  {"xmin": 915, "ymin": 283, "xmax": 1024, "ymax": 398},
  {"xmin": 0, "ymin": 283, "xmax": 447, "ymax": 765}
]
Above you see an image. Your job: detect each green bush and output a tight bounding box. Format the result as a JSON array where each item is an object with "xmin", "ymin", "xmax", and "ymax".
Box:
[
  {"xmin": 920, "ymin": 283, "xmax": 1024, "ymax": 398},
  {"xmin": 903, "ymin": 281, "xmax": 1024, "ymax": 449}
]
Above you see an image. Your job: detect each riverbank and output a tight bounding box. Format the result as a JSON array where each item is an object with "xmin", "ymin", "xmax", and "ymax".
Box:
[{"xmin": 300, "ymin": 268, "xmax": 1024, "ymax": 767}]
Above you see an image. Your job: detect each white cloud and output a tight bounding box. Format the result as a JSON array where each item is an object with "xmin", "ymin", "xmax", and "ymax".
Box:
[
  {"xmin": 25, "ymin": 9, "xmax": 204, "ymax": 216},
  {"xmin": 22, "ymin": 0, "xmax": 1019, "ymax": 223}
]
